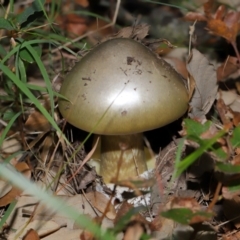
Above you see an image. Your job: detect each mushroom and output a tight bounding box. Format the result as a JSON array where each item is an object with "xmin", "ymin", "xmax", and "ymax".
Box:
[{"xmin": 58, "ymin": 38, "xmax": 189, "ymax": 183}]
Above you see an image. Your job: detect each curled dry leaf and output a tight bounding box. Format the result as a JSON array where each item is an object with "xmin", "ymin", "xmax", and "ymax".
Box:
[
  {"xmin": 186, "ymin": 0, "xmax": 240, "ymax": 43},
  {"xmin": 22, "ymin": 229, "xmax": 40, "ymax": 240},
  {"xmin": 107, "ymin": 24, "xmax": 150, "ymax": 41},
  {"xmin": 25, "ymin": 110, "xmax": 51, "ymax": 132},
  {"xmin": 75, "ymin": 0, "xmax": 89, "ymax": 7},
  {"xmin": 8, "ymin": 220, "xmax": 60, "ymax": 240},
  {"xmin": 187, "ymin": 49, "xmax": 218, "ymax": 119},
  {"xmin": 56, "ymin": 14, "xmax": 87, "ymax": 38},
  {"xmin": 1, "ymin": 138, "xmax": 22, "ymax": 154},
  {"xmin": 0, "ymin": 179, "xmax": 12, "ymax": 198},
  {"xmin": 164, "ymin": 57, "xmax": 188, "ymax": 79},
  {"xmin": 20, "ymin": 193, "xmax": 114, "ymax": 230},
  {"xmin": 165, "ymin": 197, "xmax": 213, "ymax": 225},
  {"xmin": 217, "ymin": 90, "xmax": 240, "ymax": 126},
  {"xmin": 0, "ymin": 162, "xmax": 31, "ymax": 207},
  {"xmin": 85, "ymin": 192, "xmax": 116, "ymax": 220},
  {"xmin": 217, "ymin": 56, "xmax": 239, "ymax": 81}
]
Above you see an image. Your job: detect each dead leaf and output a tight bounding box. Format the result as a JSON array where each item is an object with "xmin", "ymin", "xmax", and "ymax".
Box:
[
  {"xmin": 223, "ymin": 231, "xmax": 240, "ymax": 240},
  {"xmin": 56, "ymin": 14, "xmax": 87, "ymax": 38},
  {"xmin": 0, "ymin": 162, "xmax": 31, "ymax": 207},
  {"xmin": 123, "ymin": 222, "xmax": 145, "ymax": 240},
  {"xmin": 187, "ymin": 49, "xmax": 218, "ymax": 119},
  {"xmin": 16, "ymin": 162, "xmax": 31, "ymax": 179},
  {"xmin": 202, "ymin": 1, "xmax": 240, "ymax": 43},
  {"xmin": 25, "ymin": 111, "xmax": 51, "ymax": 132},
  {"xmin": 8, "ymin": 220, "xmax": 61, "ymax": 240},
  {"xmin": 39, "ymin": 135, "xmax": 54, "ymax": 165},
  {"xmin": 216, "ymin": 97, "xmax": 234, "ymax": 130},
  {"xmin": 184, "ymin": 12, "xmax": 207, "ymax": 22},
  {"xmin": 185, "ymin": 0, "xmax": 240, "ymax": 65},
  {"xmin": 17, "ymin": 194, "xmax": 113, "ymax": 230},
  {"xmin": 170, "ymin": 197, "xmax": 213, "ymax": 224},
  {"xmin": 217, "ymin": 56, "xmax": 239, "ymax": 81},
  {"xmin": 85, "ymin": 192, "xmax": 116, "ymax": 220},
  {"xmin": 164, "ymin": 57, "xmax": 188, "ymax": 79},
  {"xmin": 1, "ymin": 138, "xmax": 22, "ymax": 153},
  {"xmin": 0, "ymin": 179, "xmax": 12, "ymax": 198},
  {"xmin": 75, "ymin": 0, "xmax": 89, "ymax": 7},
  {"xmin": 23, "ymin": 229, "xmax": 40, "ymax": 240},
  {"xmin": 107, "ymin": 24, "xmax": 150, "ymax": 41}
]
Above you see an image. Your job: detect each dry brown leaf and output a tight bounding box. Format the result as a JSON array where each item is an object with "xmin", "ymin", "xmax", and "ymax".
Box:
[
  {"xmin": 108, "ymin": 24, "xmax": 150, "ymax": 41},
  {"xmin": 56, "ymin": 14, "xmax": 87, "ymax": 38},
  {"xmin": 85, "ymin": 192, "xmax": 116, "ymax": 220},
  {"xmin": 0, "ymin": 162, "xmax": 30, "ymax": 207},
  {"xmin": 19, "ymin": 194, "xmax": 112, "ymax": 230},
  {"xmin": 170, "ymin": 197, "xmax": 213, "ymax": 224},
  {"xmin": 16, "ymin": 162, "xmax": 31, "ymax": 179},
  {"xmin": 75, "ymin": 0, "xmax": 89, "ymax": 7},
  {"xmin": 123, "ymin": 222, "xmax": 145, "ymax": 240},
  {"xmin": 184, "ymin": 12, "xmax": 207, "ymax": 22},
  {"xmin": 0, "ymin": 179, "xmax": 12, "ymax": 198},
  {"xmin": 187, "ymin": 49, "xmax": 218, "ymax": 119},
  {"xmin": 8, "ymin": 220, "xmax": 61, "ymax": 240},
  {"xmin": 203, "ymin": 1, "xmax": 240, "ymax": 43},
  {"xmin": 23, "ymin": 229, "xmax": 40, "ymax": 240},
  {"xmin": 222, "ymin": 231, "xmax": 240, "ymax": 240},
  {"xmin": 1, "ymin": 138, "xmax": 22, "ymax": 153},
  {"xmin": 216, "ymin": 98, "xmax": 234, "ymax": 130},
  {"xmin": 150, "ymin": 201, "xmax": 175, "ymax": 240},
  {"xmin": 217, "ymin": 56, "xmax": 239, "ymax": 81},
  {"xmin": 0, "ymin": 182, "xmax": 22, "ymax": 207},
  {"xmin": 114, "ymin": 202, "xmax": 148, "ymax": 229},
  {"xmin": 39, "ymin": 135, "xmax": 54, "ymax": 165},
  {"xmin": 164, "ymin": 57, "xmax": 188, "ymax": 79},
  {"xmin": 25, "ymin": 111, "xmax": 51, "ymax": 132},
  {"xmin": 40, "ymin": 228, "xmax": 82, "ymax": 240}
]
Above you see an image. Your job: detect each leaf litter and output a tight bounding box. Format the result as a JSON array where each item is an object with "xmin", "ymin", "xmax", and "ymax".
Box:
[{"xmin": 1, "ymin": 0, "xmax": 240, "ymax": 239}]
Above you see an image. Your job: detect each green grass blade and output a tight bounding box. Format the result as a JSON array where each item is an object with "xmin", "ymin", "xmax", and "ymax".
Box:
[
  {"xmin": 24, "ymin": 43, "xmax": 54, "ymax": 117},
  {"xmin": 0, "ymin": 199, "xmax": 18, "ymax": 231},
  {"xmin": 0, "ymin": 112, "xmax": 21, "ymax": 147},
  {"xmin": 174, "ymin": 130, "xmax": 225, "ymax": 177},
  {"xmin": 0, "ymin": 62, "xmax": 67, "ymax": 142}
]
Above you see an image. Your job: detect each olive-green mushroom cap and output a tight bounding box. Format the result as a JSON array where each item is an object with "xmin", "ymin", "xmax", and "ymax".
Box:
[{"xmin": 59, "ymin": 38, "xmax": 189, "ymax": 135}]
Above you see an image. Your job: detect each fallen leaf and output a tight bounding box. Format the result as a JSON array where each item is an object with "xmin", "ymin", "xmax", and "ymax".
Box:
[
  {"xmin": 23, "ymin": 229, "xmax": 40, "ymax": 240},
  {"xmin": 38, "ymin": 135, "xmax": 54, "ymax": 165},
  {"xmin": 123, "ymin": 221, "xmax": 145, "ymax": 240},
  {"xmin": 25, "ymin": 110, "xmax": 51, "ymax": 132},
  {"xmin": 108, "ymin": 24, "xmax": 150, "ymax": 41},
  {"xmin": 8, "ymin": 220, "xmax": 61, "ymax": 240},
  {"xmin": 217, "ymin": 56, "xmax": 239, "ymax": 81},
  {"xmin": 56, "ymin": 14, "xmax": 87, "ymax": 38},
  {"xmin": 187, "ymin": 49, "xmax": 218, "ymax": 119},
  {"xmin": 0, "ymin": 162, "xmax": 31, "ymax": 207},
  {"xmin": 85, "ymin": 192, "xmax": 116, "ymax": 220},
  {"xmin": 0, "ymin": 179, "xmax": 12, "ymax": 198},
  {"xmin": 164, "ymin": 57, "xmax": 188, "ymax": 79},
  {"xmin": 184, "ymin": 12, "xmax": 207, "ymax": 22},
  {"xmin": 1, "ymin": 138, "xmax": 22, "ymax": 153},
  {"xmin": 75, "ymin": 0, "xmax": 89, "ymax": 7},
  {"xmin": 162, "ymin": 197, "xmax": 213, "ymax": 225}
]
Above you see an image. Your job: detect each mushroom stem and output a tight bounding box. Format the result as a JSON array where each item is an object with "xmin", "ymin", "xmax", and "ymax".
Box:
[{"xmin": 100, "ymin": 133, "xmax": 147, "ymax": 183}]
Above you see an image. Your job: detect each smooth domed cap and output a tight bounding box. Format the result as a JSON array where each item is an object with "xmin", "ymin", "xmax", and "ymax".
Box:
[{"xmin": 59, "ymin": 38, "xmax": 189, "ymax": 135}]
